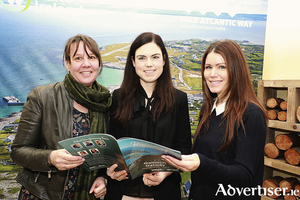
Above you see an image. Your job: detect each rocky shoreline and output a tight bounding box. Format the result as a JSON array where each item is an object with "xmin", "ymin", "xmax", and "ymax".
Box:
[
  {"xmin": 103, "ymin": 62, "xmax": 125, "ymax": 70},
  {"xmin": 0, "ymin": 112, "xmax": 22, "ymax": 131},
  {"xmin": 0, "ymin": 173, "xmax": 20, "ymax": 200},
  {"xmin": 0, "ymin": 112, "xmax": 22, "ymax": 199}
]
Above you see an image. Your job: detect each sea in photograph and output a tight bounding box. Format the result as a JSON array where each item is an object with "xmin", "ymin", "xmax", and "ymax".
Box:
[{"xmin": 0, "ymin": 5, "xmax": 267, "ymax": 119}]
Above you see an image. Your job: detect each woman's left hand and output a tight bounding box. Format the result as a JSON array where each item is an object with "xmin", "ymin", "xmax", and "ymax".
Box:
[
  {"xmin": 106, "ymin": 163, "xmax": 128, "ymax": 181},
  {"xmin": 142, "ymin": 172, "xmax": 172, "ymax": 187},
  {"xmin": 162, "ymin": 154, "xmax": 200, "ymax": 172},
  {"xmin": 89, "ymin": 177, "xmax": 107, "ymax": 199}
]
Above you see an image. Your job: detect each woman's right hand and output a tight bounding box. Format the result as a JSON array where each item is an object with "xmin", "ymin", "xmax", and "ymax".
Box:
[
  {"xmin": 49, "ymin": 149, "xmax": 85, "ymax": 170},
  {"xmin": 106, "ymin": 164, "xmax": 128, "ymax": 181}
]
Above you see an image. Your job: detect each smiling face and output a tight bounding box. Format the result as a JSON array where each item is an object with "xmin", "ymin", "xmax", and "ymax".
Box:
[
  {"xmin": 65, "ymin": 41, "xmax": 99, "ymax": 88},
  {"xmin": 204, "ymin": 52, "xmax": 228, "ymax": 97},
  {"xmin": 132, "ymin": 42, "xmax": 165, "ymax": 90}
]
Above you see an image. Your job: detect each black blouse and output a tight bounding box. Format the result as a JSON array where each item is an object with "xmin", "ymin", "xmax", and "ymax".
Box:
[{"xmin": 106, "ymin": 86, "xmax": 192, "ymax": 200}]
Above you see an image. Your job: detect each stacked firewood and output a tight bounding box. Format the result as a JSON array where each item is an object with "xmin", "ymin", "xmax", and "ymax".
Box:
[
  {"xmin": 263, "ymin": 176, "xmax": 300, "ymax": 199},
  {"xmin": 267, "ymin": 97, "xmax": 287, "ymax": 121},
  {"xmin": 264, "ymin": 133, "xmax": 300, "ymax": 166}
]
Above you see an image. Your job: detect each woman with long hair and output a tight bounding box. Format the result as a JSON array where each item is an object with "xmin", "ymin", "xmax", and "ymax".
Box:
[
  {"xmin": 163, "ymin": 39, "xmax": 268, "ymax": 199},
  {"xmin": 105, "ymin": 32, "xmax": 192, "ymax": 200}
]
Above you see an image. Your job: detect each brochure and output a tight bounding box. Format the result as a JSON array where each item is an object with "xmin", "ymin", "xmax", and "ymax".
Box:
[{"xmin": 58, "ymin": 133, "xmax": 181, "ymax": 179}]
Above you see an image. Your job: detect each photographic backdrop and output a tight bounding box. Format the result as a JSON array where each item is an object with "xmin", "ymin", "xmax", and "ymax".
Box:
[
  {"xmin": 0, "ymin": 0, "xmax": 268, "ymax": 118},
  {"xmin": 0, "ymin": 0, "xmax": 268, "ymax": 198}
]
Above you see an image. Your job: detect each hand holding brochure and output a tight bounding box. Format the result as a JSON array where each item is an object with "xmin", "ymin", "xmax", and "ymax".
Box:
[{"xmin": 58, "ymin": 133, "xmax": 181, "ymax": 179}]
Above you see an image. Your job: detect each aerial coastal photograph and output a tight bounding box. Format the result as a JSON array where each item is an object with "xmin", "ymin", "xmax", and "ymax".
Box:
[{"xmin": 0, "ymin": 0, "xmax": 267, "ymax": 199}]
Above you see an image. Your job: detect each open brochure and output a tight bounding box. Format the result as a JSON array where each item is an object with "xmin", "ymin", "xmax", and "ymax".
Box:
[{"xmin": 58, "ymin": 133, "xmax": 181, "ymax": 179}]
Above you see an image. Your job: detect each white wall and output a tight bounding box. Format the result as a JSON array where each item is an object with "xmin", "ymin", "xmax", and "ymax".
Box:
[{"xmin": 262, "ymin": 0, "xmax": 300, "ymax": 80}]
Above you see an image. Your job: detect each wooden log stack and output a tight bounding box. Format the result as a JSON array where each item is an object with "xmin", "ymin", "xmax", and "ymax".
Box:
[
  {"xmin": 263, "ymin": 176, "xmax": 300, "ymax": 199},
  {"xmin": 267, "ymin": 97, "xmax": 285, "ymax": 109},
  {"xmin": 279, "ymin": 177, "xmax": 300, "ymax": 193},
  {"xmin": 264, "ymin": 133, "xmax": 300, "ymax": 166},
  {"xmin": 264, "ymin": 142, "xmax": 284, "ymax": 159},
  {"xmin": 266, "ymin": 97, "xmax": 287, "ymax": 121},
  {"xmin": 284, "ymin": 193, "xmax": 300, "ymax": 200},
  {"xmin": 276, "ymin": 134, "xmax": 300, "ymax": 151},
  {"xmin": 263, "ymin": 96, "xmax": 300, "ymax": 199},
  {"xmin": 285, "ymin": 147, "xmax": 300, "ymax": 166},
  {"xmin": 263, "ymin": 176, "xmax": 284, "ymax": 198},
  {"xmin": 282, "ymin": 177, "xmax": 300, "ymax": 200}
]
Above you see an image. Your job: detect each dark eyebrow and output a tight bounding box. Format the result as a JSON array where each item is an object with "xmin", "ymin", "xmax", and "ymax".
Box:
[
  {"xmin": 72, "ymin": 53, "xmax": 82, "ymax": 58},
  {"xmin": 73, "ymin": 52, "xmax": 95, "ymax": 57},
  {"xmin": 136, "ymin": 53, "xmax": 161, "ymax": 56},
  {"xmin": 205, "ymin": 62, "xmax": 225, "ymax": 66},
  {"xmin": 152, "ymin": 53, "xmax": 161, "ymax": 56}
]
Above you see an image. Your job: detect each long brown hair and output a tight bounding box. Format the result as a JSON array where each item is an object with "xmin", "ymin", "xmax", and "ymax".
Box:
[
  {"xmin": 114, "ymin": 32, "xmax": 175, "ymax": 127},
  {"xmin": 193, "ymin": 39, "xmax": 267, "ymax": 152}
]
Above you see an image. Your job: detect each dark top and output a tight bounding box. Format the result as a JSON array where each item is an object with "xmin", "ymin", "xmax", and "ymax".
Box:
[
  {"xmin": 18, "ymin": 107, "xmax": 90, "ymax": 200},
  {"xmin": 189, "ymin": 103, "xmax": 266, "ymax": 200},
  {"xmin": 105, "ymin": 87, "xmax": 192, "ymax": 200},
  {"xmin": 63, "ymin": 108, "xmax": 90, "ymax": 199},
  {"xmin": 11, "ymin": 81, "xmax": 110, "ymax": 200}
]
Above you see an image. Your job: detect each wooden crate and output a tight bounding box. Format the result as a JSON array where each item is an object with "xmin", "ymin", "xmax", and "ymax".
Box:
[{"xmin": 257, "ymin": 80, "xmax": 300, "ymax": 200}]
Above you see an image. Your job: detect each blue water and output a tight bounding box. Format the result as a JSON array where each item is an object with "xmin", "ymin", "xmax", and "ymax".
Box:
[{"xmin": 0, "ymin": 5, "xmax": 267, "ymax": 118}]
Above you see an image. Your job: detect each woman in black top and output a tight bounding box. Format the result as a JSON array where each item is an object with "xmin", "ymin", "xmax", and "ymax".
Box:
[
  {"xmin": 163, "ymin": 39, "xmax": 268, "ymax": 199},
  {"xmin": 105, "ymin": 32, "xmax": 192, "ymax": 200}
]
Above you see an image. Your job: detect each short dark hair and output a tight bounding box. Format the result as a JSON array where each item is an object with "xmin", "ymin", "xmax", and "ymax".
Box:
[{"xmin": 63, "ymin": 34, "xmax": 103, "ymax": 75}]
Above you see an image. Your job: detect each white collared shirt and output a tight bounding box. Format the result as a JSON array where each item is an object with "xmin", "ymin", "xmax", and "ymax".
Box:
[{"xmin": 211, "ymin": 99, "xmax": 226, "ymax": 116}]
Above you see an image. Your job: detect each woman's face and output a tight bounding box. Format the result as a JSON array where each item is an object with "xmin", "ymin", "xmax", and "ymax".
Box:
[
  {"xmin": 204, "ymin": 52, "xmax": 228, "ymax": 96},
  {"xmin": 132, "ymin": 42, "xmax": 165, "ymax": 89},
  {"xmin": 65, "ymin": 41, "xmax": 99, "ymax": 88}
]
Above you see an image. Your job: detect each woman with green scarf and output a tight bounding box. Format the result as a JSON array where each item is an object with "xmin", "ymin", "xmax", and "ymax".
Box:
[{"xmin": 11, "ymin": 34, "xmax": 111, "ymax": 200}]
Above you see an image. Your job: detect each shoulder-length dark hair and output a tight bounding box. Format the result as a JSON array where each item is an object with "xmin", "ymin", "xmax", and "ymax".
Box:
[
  {"xmin": 193, "ymin": 39, "xmax": 267, "ymax": 152},
  {"xmin": 114, "ymin": 32, "xmax": 175, "ymax": 127},
  {"xmin": 63, "ymin": 34, "xmax": 103, "ymax": 75}
]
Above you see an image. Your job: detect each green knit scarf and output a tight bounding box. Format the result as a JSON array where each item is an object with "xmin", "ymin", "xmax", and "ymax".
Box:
[{"xmin": 64, "ymin": 73, "xmax": 112, "ymax": 200}]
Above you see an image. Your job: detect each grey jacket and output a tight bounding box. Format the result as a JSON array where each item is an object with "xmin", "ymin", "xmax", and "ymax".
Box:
[{"xmin": 11, "ymin": 81, "xmax": 103, "ymax": 200}]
